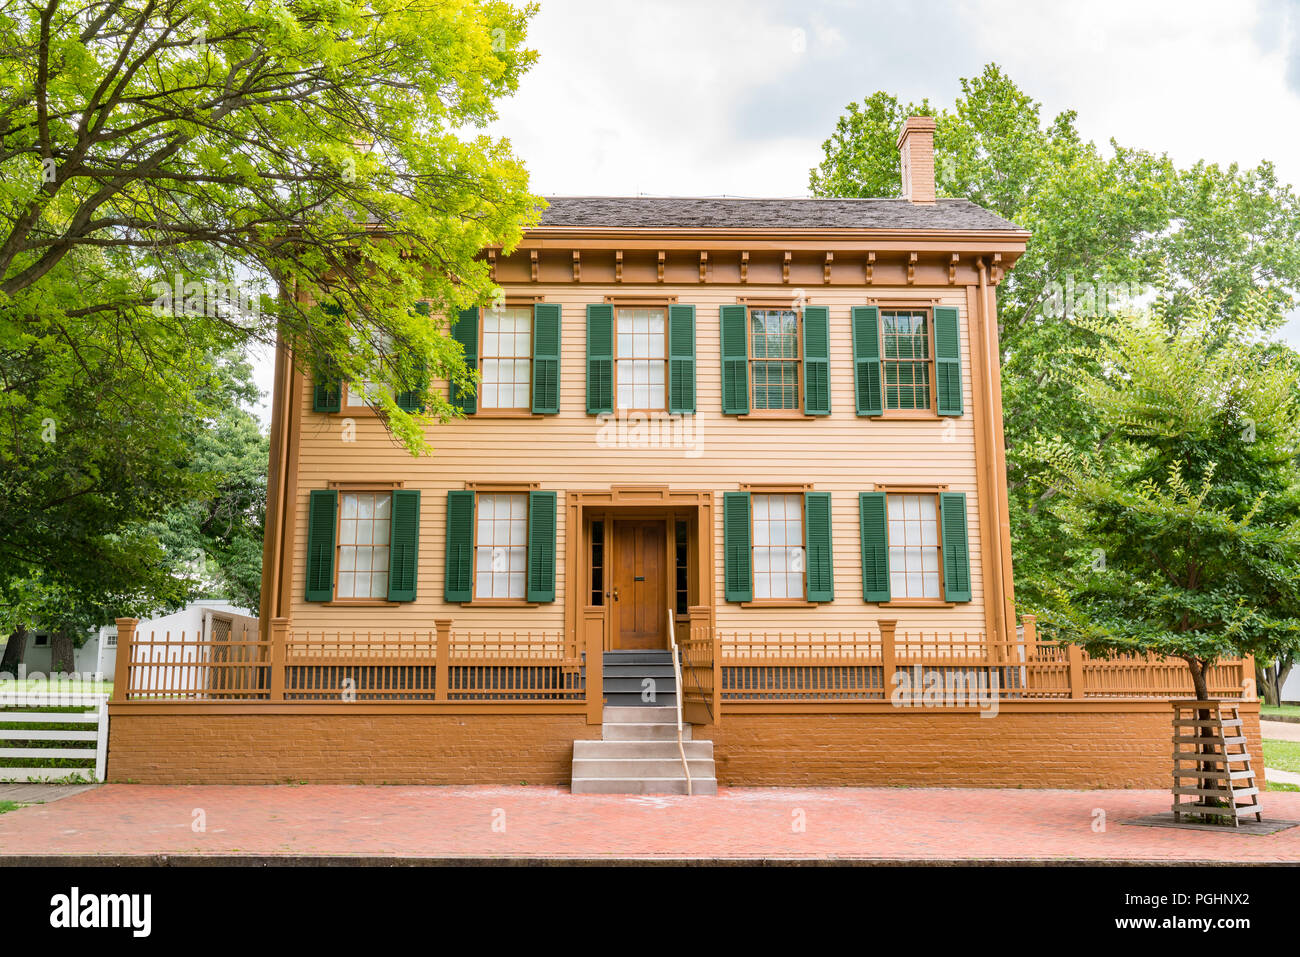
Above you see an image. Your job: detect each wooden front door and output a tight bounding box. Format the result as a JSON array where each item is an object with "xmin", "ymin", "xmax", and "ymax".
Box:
[{"xmin": 612, "ymin": 520, "xmax": 667, "ymax": 650}]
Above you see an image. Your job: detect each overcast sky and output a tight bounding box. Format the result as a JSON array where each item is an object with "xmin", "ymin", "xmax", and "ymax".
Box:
[{"xmin": 250, "ymin": 0, "xmax": 1300, "ymax": 421}]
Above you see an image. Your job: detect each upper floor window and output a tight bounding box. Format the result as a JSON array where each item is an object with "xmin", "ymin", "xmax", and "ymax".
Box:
[
  {"xmin": 881, "ymin": 309, "xmax": 933, "ymax": 413},
  {"xmin": 474, "ymin": 492, "xmax": 528, "ymax": 599},
  {"xmin": 887, "ymin": 492, "xmax": 940, "ymax": 599},
  {"xmin": 344, "ymin": 332, "xmax": 391, "ymax": 408},
  {"xmin": 749, "ymin": 308, "xmax": 800, "ymax": 412},
  {"xmin": 616, "ymin": 307, "xmax": 667, "ymax": 411},
  {"xmin": 337, "ymin": 491, "xmax": 391, "ymax": 599},
  {"xmin": 752, "ymin": 493, "xmax": 805, "ymax": 600},
  {"xmin": 481, "ymin": 306, "xmax": 532, "ymax": 411}
]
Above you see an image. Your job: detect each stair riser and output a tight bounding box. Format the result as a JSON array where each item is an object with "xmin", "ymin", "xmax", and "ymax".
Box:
[
  {"xmin": 574, "ymin": 740, "xmax": 713, "ymax": 759},
  {"xmin": 602, "ymin": 724, "xmax": 693, "ymax": 741},
  {"xmin": 571, "ymin": 778, "xmax": 718, "ymax": 796},
  {"xmin": 598, "ymin": 706, "xmax": 681, "ymax": 723},
  {"xmin": 603, "ymin": 665, "xmax": 677, "ymax": 678},
  {"xmin": 572, "ymin": 758, "xmax": 717, "ymax": 777}
]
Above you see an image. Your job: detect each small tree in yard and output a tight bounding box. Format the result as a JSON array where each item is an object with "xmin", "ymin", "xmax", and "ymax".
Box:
[{"xmin": 1034, "ymin": 294, "xmax": 1300, "ymax": 700}]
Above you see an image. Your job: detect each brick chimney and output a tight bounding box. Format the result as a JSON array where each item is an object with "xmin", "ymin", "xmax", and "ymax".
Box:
[{"xmin": 897, "ymin": 116, "xmax": 936, "ymax": 204}]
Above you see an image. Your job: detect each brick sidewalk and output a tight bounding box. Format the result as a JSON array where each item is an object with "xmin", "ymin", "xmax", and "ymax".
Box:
[{"xmin": 2, "ymin": 784, "xmax": 1299, "ymax": 863}]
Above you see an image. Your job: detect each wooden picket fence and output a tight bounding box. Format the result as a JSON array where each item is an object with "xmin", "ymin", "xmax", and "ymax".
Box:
[{"xmin": 0, "ymin": 693, "xmax": 108, "ymax": 782}]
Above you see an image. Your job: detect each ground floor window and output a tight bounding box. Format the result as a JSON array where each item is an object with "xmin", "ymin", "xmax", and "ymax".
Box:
[
  {"xmin": 475, "ymin": 492, "xmax": 528, "ymax": 599},
  {"xmin": 887, "ymin": 493, "xmax": 941, "ymax": 599},
  {"xmin": 337, "ymin": 491, "xmax": 392, "ymax": 599},
  {"xmin": 752, "ymin": 492, "xmax": 805, "ymax": 599}
]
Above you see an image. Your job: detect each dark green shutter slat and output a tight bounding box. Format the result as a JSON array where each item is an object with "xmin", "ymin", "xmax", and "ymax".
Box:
[
  {"xmin": 305, "ymin": 489, "xmax": 338, "ymax": 601},
  {"xmin": 720, "ymin": 304, "xmax": 749, "ymax": 415},
  {"xmin": 859, "ymin": 492, "xmax": 890, "ymax": 602},
  {"xmin": 586, "ymin": 304, "xmax": 614, "ymax": 414},
  {"xmin": 940, "ymin": 492, "xmax": 972, "ymax": 602},
  {"xmin": 804, "ymin": 491, "xmax": 834, "ymax": 602},
  {"xmin": 451, "ymin": 307, "xmax": 478, "ymax": 414},
  {"xmin": 802, "ymin": 306, "xmax": 831, "ymax": 415},
  {"xmin": 723, "ymin": 491, "xmax": 752, "ymax": 602},
  {"xmin": 852, "ymin": 306, "xmax": 883, "ymax": 416},
  {"xmin": 387, "ymin": 489, "xmax": 421, "ymax": 601},
  {"xmin": 532, "ymin": 303, "xmax": 562, "ymax": 414},
  {"xmin": 668, "ymin": 304, "xmax": 696, "ymax": 414},
  {"xmin": 312, "ymin": 372, "xmax": 342, "ymax": 413},
  {"xmin": 934, "ymin": 306, "xmax": 963, "ymax": 416},
  {"xmin": 444, "ymin": 490, "xmax": 475, "ymax": 602},
  {"xmin": 396, "ymin": 303, "xmax": 430, "ymax": 412},
  {"xmin": 526, "ymin": 490, "xmax": 557, "ymax": 602}
]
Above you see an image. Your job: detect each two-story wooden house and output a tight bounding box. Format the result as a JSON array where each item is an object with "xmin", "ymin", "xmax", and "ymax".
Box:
[{"xmin": 106, "ymin": 118, "xmax": 1260, "ymax": 790}]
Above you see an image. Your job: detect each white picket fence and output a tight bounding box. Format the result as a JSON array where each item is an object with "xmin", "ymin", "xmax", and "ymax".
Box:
[{"xmin": 0, "ymin": 694, "xmax": 108, "ymax": 783}]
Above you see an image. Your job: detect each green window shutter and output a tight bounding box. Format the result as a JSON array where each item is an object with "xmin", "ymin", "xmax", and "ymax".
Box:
[
  {"xmin": 858, "ymin": 491, "xmax": 890, "ymax": 602},
  {"xmin": 531, "ymin": 303, "xmax": 562, "ymax": 414},
  {"xmin": 804, "ymin": 491, "xmax": 834, "ymax": 602},
  {"xmin": 526, "ymin": 490, "xmax": 557, "ymax": 602},
  {"xmin": 934, "ymin": 306, "xmax": 963, "ymax": 416},
  {"xmin": 801, "ymin": 306, "xmax": 831, "ymax": 415},
  {"xmin": 585, "ymin": 304, "xmax": 614, "ymax": 414},
  {"xmin": 723, "ymin": 491, "xmax": 752, "ymax": 602},
  {"xmin": 444, "ymin": 490, "xmax": 475, "ymax": 602},
  {"xmin": 720, "ymin": 304, "xmax": 750, "ymax": 415},
  {"xmin": 668, "ymin": 304, "xmax": 696, "ymax": 414},
  {"xmin": 396, "ymin": 302, "xmax": 430, "ymax": 413},
  {"xmin": 387, "ymin": 489, "xmax": 421, "ymax": 601},
  {"xmin": 940, "ymin": 492, "xmax": 972, "ymax": 602},
  {"xmin": 852, "ymin": 306, "xmax": 883, "ymax": 417},
  {"xmin": 304, "ymin": 489, "xmax": 338, "ymax": 601},
  {"xmin": 312, "ymin": 370, "xmax": 342, "ymax": 413},
  {"xmin": 451, "ymin": 307, "xmax": 478, "ymax": 414}
]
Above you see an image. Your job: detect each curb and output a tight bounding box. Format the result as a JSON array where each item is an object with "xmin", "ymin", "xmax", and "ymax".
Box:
[
  {"xmin": 0, "ymin": 854, "xmax": 1294, "ymax": 867},
  {"xmin": 1262, "ymin": 713, "xmax": 1300, "ymax": 725}
]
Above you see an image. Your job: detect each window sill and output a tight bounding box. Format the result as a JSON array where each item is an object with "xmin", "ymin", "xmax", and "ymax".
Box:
[
  {"xmin": 473, "ymin": 411, "xmax": 547, "ymax": 419},
  {"xmin": 460, "ymin": 600, "xmax": 541, "ymax": 608},
  {"xmin": 736, "ymin": 412, "xmax": 813, "ymax": 420},
  {"xmin": 877, "ymin": 600, "xmax": 956, "ymax": 609},
  {"xmin": 740, "ymin": 600, "xmax": 818, "ymax": 608},
  {"xmin": 324, "ymin": 600, "xmax": 401, "ymax": 607},
  {"xmin": 875, "ymin": 411, "xmax": 941, "ymax": 420}
]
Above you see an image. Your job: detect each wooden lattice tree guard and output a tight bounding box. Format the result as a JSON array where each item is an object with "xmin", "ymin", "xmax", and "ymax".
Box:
[{"xmin": 1171, "ymin": 700, "xmax": 1262, "ymax": 827}]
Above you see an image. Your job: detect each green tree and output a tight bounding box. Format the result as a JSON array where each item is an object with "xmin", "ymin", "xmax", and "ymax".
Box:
[
  {"xmin": 1034, "ymin": 297, "xmax": 1300, "ymax": 698},
  {"xmin": 809, "ymin": 64, "xmax": 1300, "ymax": 610},
  {"xmin": 0, "ymin": 0, "xmax": 539, "ymax": 630}
]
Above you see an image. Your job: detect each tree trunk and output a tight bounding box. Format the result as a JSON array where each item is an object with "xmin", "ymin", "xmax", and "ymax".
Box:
[
  {"xmin": 1188, "ymin": 658, "xmax": 1209, "ymax": 702},
  {"xmin": 49, "ymin": 629, "xmax": 75, "ymax": 674},
  {"xmin": 1257, "ymin": 661, "xmax": 1279, "ymax": 706},
  {"xmin": 0, "ymin": 625, "xmax": 27, "ymax": 676}
]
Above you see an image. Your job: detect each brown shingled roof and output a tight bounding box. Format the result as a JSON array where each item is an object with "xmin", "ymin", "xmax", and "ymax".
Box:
[{"xmin": 537, "ymin": 196, "xmax": 1023, "ymax": 231}]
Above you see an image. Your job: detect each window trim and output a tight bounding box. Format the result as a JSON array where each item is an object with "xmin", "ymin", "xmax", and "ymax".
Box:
[
  {"xmin": 745, "ymin": 488, "xmax": 810, "ymax": 606},
  {"xmin": 744, "ymin": 304, "xmax": 806, "ymax": 418},
  {"xmin": 331, "ymin": 488, "xmax": 397, "ymax": 605},
  {"xmin": 878, "ymin": 486, "xmax": 951, "ymax": 607},
  {"xmin": 475, "ymin": 301, "xmax": 536, "ymax": 417},
  {"xmin": 877, "ymin": 304, "xmax": 939, "ymax": 419},
  {"xmin": 466, "ymin": 486, "xmax": 535, "ymax": 606},
  {"xmin": 613, "ymin": 304, "xmax": 669, "ymax": 414}
]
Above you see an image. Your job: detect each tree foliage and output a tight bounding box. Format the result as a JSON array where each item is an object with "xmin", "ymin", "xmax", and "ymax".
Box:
[
  {"xmin": 1033, "ymin": 297, "xmax": 1300, "ymax": 696},
  {"xmin": 809, "ymin": 64, "xmax": 1300, "ymax": 611}
]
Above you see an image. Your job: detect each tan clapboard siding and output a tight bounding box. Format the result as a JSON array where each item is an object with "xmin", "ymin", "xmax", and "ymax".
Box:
[{"xmin": 289, "ymin": 283, "xmax": 986, "ymax": 636}]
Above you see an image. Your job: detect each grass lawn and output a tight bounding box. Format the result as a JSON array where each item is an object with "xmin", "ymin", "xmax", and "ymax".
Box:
[
  {"xmin": 1263, "ymin": 739, "xmax": 1300, "ymax": 774},
  {"xmin": 1262, "ymin": 703, "xmax": 1300, "ymax": 719}
]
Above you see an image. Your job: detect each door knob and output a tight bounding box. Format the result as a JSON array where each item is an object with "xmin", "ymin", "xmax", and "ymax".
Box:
[{"xmin": 612, "ymin": 587, "xmax": 620, "ymax": 601}]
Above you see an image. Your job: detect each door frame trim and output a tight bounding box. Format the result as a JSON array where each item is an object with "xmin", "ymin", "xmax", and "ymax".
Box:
[{"xmin": 565, "ymin": 488, "xmax": 716, "ymax": 655}]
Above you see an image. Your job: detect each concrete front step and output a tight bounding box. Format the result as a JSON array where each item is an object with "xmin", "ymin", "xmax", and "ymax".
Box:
[
  {"xmin": 573, "ymin": 756, "xmax": 717, "ymax": 778},
  {"xmin": 602, "ymin": 722, "xmax": 693, "ymax": 741},
  {"xmin": 573, "ymin": 739, "xmax": 714, "ymax": 759},
  {"xmin": 570, "ymin": 776, "xmax": 718, "ymax": 796},
  {"xmin": 599, "ymin": 705, "xmax": 680, "ymax": 723}
]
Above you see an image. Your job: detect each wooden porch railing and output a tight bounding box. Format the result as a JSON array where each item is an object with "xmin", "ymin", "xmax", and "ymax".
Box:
[{"xmin": 110, "ymin": 614, "xmax": 1254, "ymax": 711}]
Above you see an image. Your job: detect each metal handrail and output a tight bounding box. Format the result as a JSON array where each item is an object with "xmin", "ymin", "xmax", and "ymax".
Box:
[{"xmin": 667, "ymin": 609, "xmax": 692, "ymax": 796}]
